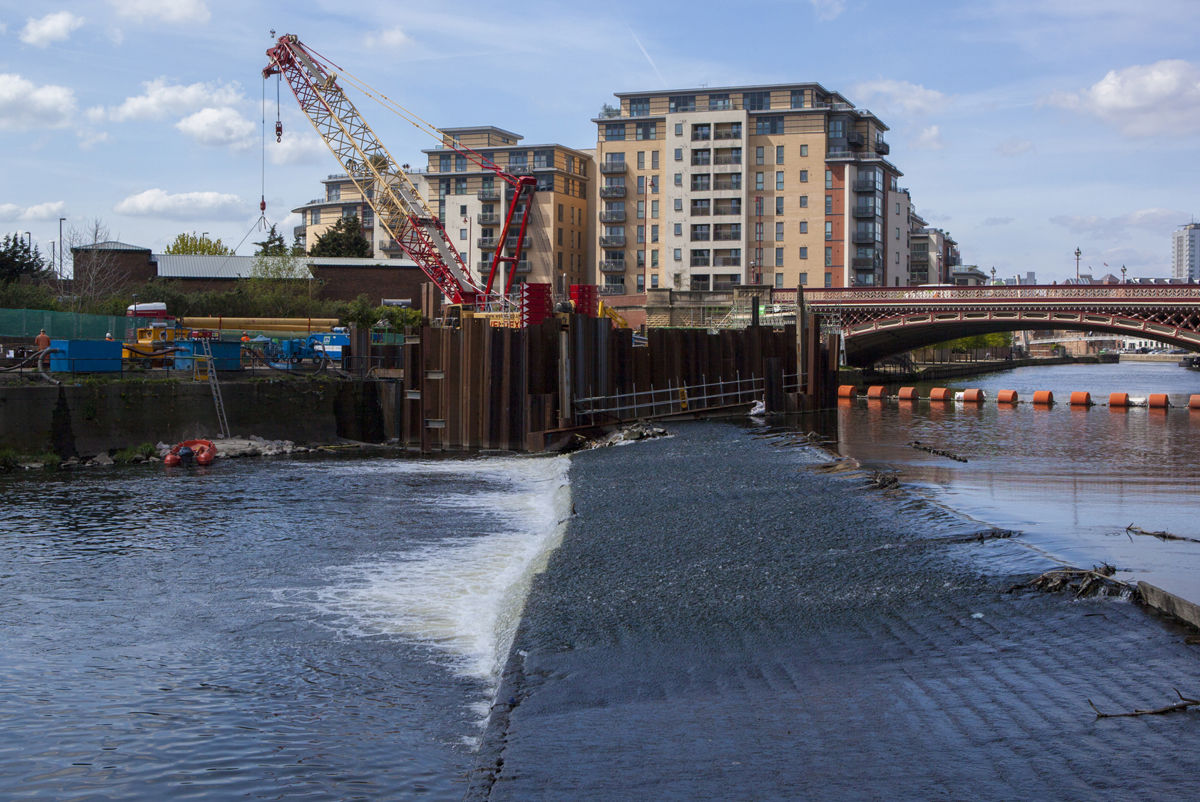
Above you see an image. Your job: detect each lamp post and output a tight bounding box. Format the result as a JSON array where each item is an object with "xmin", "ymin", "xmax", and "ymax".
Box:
[
  {"xmin": 58, "ymin": 217, "xmax": 65, "ymax": 279},
  {"xmin": 990, "ymin": 266, "xmax": 996, "ymax": 285},
  {"xmin": 1121, "ymin": 264, "xmax": 1127, "ymax": 283},
  {"xmin": 1074, "ymin": 246, "xmax": 1081, "ymax": 282}
]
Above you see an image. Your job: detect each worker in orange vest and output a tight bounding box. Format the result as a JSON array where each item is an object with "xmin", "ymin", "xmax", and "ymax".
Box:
[{"xmin": 34, "ymin": 328, "xmax": 51, "ymax": 367}]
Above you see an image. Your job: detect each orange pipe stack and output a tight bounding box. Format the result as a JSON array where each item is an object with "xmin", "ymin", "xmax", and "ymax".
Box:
[
  {"xmin": 898, "ymin": 387, "xmax": 919, "ymax": 402},
  {"xmin": 1069, "ymin": 391, "xmax": 1092, "ymax": 407},
  {"xmin": 838, "ymin": 385, "xmax": 857, "ymax": 399},
  {"xmin": 997, "ymin": 389, "xmax": 1018, "ymax": 404},
  {"xmin": 1033, "ymin": 390, "xmax": 1054, "ymax": 406},
  {"xmin": 1148, "ymin": 393, "xmax": 1170, "ymax": 408},
  {"xmin": 961, "ymin": 388, "xmax": 985, "ymax": 404},
  {"xmin": 867, "ymin": 385, "xmax": 887, "ymax": 400},
  {"xmin": 1109, "ymin": 392, "xmax": 1130, "ymax": 407},
  {"xmin": 929, "ymin": 387, "xmax": 952, "ymax": 402}
]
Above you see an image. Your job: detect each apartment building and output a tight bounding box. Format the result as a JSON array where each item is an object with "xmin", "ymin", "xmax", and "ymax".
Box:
[
  {"xmin": 592, "ymin": 83, "xmax": 903, "ymax": 295},
  {"xmin": 1173, "ymin": 222, "xmax": 1200, "ymax": 283},
  {"xmin": 422, "ymin": 127, "xmax": 593, "ymax": 294},
  {"xmin": 909, "ymin": 227, "xmax": 960, "ymax": 285},
  {"xmin": 292, "ymin": 128, "xmax": 593, "ymax": 295}
]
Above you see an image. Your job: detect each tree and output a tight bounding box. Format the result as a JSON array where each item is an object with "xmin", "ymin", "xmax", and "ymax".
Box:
[
  {"xmin": 253, "ymin": 224, "xmax": 288, "ymax": 256},
  {"xmin": 0, "ymin": 233, "xmax": 47, "ymax": 283},
  {"xmin": 243, "ymin": 250, "xmax": 317, "ymax": 317},
  {"xmin": 308, "ymin": 215, "xmax": 371, "ymax": 258},
  {"xmin": 67, "ymin": 219, "xmax": 132, "ymax": 311},
  {"xmin": 290, "ymin": 233, "xmax": 306, "ymax": 257},
  {"xmin": 164, "ymin": 231, "xmax": 233, "ymax": 255}
]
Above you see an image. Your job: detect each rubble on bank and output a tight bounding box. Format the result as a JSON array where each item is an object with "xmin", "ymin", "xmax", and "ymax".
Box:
[{"xmin": 579, "ymin": 422, "xmax": 671, "ymax": 450}]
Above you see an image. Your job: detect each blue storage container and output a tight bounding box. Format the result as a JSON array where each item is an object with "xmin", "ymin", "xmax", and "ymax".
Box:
[
  {"xmin": 48, "ymin": 339, "xmax": 124, "ymax": 373},
  {"xmin": 173, "ymin": 340, "xmax": 243, "ymax": 372}
]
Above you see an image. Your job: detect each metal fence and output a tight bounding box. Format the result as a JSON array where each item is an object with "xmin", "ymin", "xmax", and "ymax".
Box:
[
  {"xmin": 0, "ymin": 308, "xmax": 157, "ymax": 340},
  {"xmin": 572, "ymin": 371, "xmax": 798, "ymax": 425}
]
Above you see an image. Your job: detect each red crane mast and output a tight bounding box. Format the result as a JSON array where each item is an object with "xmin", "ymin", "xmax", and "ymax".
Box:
[{"xmin": 263, "ymin": 34, "xmax": 537, "ymax": 305}]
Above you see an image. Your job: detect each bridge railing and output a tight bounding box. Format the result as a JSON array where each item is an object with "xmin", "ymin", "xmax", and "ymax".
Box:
[{"xmin": 805, "ymin": 285, "xmax": 1200, "ymax": 303}]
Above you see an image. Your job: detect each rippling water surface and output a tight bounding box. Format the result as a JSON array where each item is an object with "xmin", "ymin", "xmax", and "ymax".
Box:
[
  {"xmin": 0, "ymin": 454, "xmax": 569, "ymax": 800},
  {"xmin": 834, "ymin": 361, "xmax": 1200, "ymax": 596}
]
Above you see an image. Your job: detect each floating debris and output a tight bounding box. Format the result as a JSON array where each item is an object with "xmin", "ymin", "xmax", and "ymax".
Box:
[
  {"xmin": 809, "ymin": 457, "xmax": 861, "ymax": 474},
  {"xmin": 931, "ymin": 528, "xmax": 1018, "ymax": 545},
  {"xmin": 866, "ymin": 471, "xmax": 900, "ymax": 490},
  {"xmin": 581, "ymin": 422, "xmax": 670, "ymax": 449},
  {"xmin": 1126, "ymin": 524, "xmax": 1200, "ymax": 545},
  {"xmin": 1088, "ymin": 689, "xmax": 1200, "ymax": 719},
  {"xmin": 909, "ymin": 440, "xmax": 968, "ymax": 463},
  {"xmin": 1009, "ymin": 563, "xmax": 1136, "ymax": 599}
]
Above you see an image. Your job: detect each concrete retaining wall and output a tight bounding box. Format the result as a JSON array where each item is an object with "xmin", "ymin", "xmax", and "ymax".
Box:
[{"xmin": 0, "ymin": 377, "xmax": 388, "ymax": 457}]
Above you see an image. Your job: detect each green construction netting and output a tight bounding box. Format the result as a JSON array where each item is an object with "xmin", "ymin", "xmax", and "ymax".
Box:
[{"xmin": 0, "ymin": 308, "xmax": 158, "ymax": 340}]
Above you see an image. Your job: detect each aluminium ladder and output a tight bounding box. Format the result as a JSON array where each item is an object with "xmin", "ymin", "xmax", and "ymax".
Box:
[{"xmin": 195, "ymin": 338, "xmax": 230, "ymax": 439}]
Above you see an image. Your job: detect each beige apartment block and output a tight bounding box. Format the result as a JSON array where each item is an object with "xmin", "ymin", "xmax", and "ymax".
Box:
[
  {"xmin": 292, "ymin": 173, "xmax": 379, "ymax": 256},
  {"xmin": 593, "ymin": 84, "xmax": 904, "ymax": 296}
]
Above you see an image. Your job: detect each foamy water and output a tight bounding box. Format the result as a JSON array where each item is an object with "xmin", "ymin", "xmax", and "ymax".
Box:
[{"xmin": 291, "ymin": 455, "xmax": 571, "ymax": 697}]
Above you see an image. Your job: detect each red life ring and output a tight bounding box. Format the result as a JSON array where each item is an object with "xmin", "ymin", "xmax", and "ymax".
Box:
[{"xmin": 164, "ymin": 439, "xmax": 218, "ymax": 466}]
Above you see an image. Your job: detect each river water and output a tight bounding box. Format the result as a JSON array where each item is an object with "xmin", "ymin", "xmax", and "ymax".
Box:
[{"xmin": 833, "ymin": 360, "xmax": 1200, "ymax": 599}]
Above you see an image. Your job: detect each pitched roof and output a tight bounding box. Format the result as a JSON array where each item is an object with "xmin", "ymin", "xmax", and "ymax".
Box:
[{"xmin": 72, "ymin": 240, "xmax": 150, "ymax": 252}]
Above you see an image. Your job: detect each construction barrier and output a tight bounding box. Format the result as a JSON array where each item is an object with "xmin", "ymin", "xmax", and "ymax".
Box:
[
  {"xmin": 997, "ymin": 389, "xmax": 1018, "ymax": 404},
  {"xmin": 1069, "ymin": 391, "xmax": 1093, "ymax": 407},
  {"xmin": 866, "ymin": 385, "xmax": 887, "ymax": 399},
  {"xmin": 1033, "ymin": 390, "xmax": 1054, "ymax": 406},
  {"xmin": 838, "ymin": 385, "xmax": 857, "ymax": 399}
]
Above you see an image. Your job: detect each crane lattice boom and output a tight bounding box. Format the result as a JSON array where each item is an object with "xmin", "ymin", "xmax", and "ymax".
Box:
[{"xmin": 264, "ymin": 34, "xmax": 535, "ymax": 305}]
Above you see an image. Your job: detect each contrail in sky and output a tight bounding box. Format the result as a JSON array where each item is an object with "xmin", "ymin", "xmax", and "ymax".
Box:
[{"xmin": 628, "ymin": 27, "xmax": 667, "ymax": 86}]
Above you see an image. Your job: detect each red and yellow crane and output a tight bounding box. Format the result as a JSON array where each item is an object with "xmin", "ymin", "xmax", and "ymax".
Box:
[{"xmin": 262, "ymin": 34, "xmax": 537, "ymax": 306}]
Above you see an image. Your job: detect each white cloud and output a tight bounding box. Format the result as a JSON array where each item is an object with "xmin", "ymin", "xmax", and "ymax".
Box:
[
  {"xmin": 1048, "ymin": 59, "xmax": 1200, "ymax": 136},
  {"xmin": 0, "ymin": 73, "xmax": 77, "ymax": 131},
  {"xmin": 101, "ymin": 77, "xmax": 243, "ymax": 122},
  {"xmin": 267, "ymin": 133, "xmax": 330, "ymax": 165},
  {"xmin": 982, "ymin": 216, "xmax": 1015, "ymax": 226},
  {"xmin": 174, "ymin": 106, "xmax": 255, "ymax": 149},
  {"xmin": 1050, "ymin": 208, "xmax": 1185, "ymax": 238},
  {"xmin": 996, "ymin": 138, "xmax": 1034, "ymax": 157},
  {"xmin": 809, "ymin": 0, "xmax": 845, "ymax": 21},
  {"xmin": 0, "ymin": 201, "xmax": 67, "ymax": 221},
  {"xmin": 20, "ymin": 11, "xmax": 85, "ymax": 47},
  {"xmin": 365, "ymin": 26, "xmax": 413, "ymax": 49},
  {"xmin": 912, "ymin": 125, "xmax": 945, "ymax": 150},
  {"xmin": 851, "ymin": 80, "xmax": 948, "ymax": 117},
  {"xmin": 114, "ymin": 188, "xmax": 244, "ymax": 219},
  {"xmin": 107, "ymin": 0, "xmax": 210, "ymax": 24}
]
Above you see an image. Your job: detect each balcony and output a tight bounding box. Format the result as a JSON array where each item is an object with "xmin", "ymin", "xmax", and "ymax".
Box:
[
  {"xmin": 600, "ymin": 161, "xmax": 627, "ymax": 174},
  {"xmin": 852, "ymin": 231, "xmax": 877, "ymax": 244},
  {"xmin": 875, "ymin": 141, "xmax": 890, "ymax": 155},
  {"xmin": 477, "ymin": 189, "xmax": 500, "ymax": 201},
  {"xmin": 599, "ymin": 284, "xmax": 627, "ymax": 295},
  {"xmin": 509, "ymin": 164, "xmax": 533, "ymax": 175},
  {"xmin": 599, "ymin": 210, "xmax": 626, "ymax": 223},
  {"xmin": 477, "ymin": 213, "xmax": 500, "ymax": 225},
  {"xmin": 599, "ymin": 235, "xmax": 626, "ymax": 248},
  {"xmin": 599, "ymin": 186, "xmax": 627, "ymax": 198},
  {"xmin": 846, "ymin": 131, "xmax": 865, "ymax": 148},
  {"xmin": 713, "ymin": 154, "xmax": 741, "ymax": 165},
  {"xmin": 477, "ymin": 260, "xmax": 495, "ymax": 272},
  {"xmin": 853, "ymin": 205, "xmax": 877, "ymax": 219},
  {"xmin": 852, "ymin": 256, "xmax": 876, "ymax": 269},
  {"xmin": 513, "ymin": 261, "xmax": 532, "ymax": 274},
  {"xmin": 713, "ymin": 127, "xmax": 742, "ymax": 141},
  {"xmin": 600, "ymin": 260, "xmax": 627, "ymax": 273},
  {"xmin": 713, "ymin": 256, "xmax": 742, "ymax": 267},
  {"xmin": 852, "ymin": 178, "xmax": 877, "ymax": 192},
  {"xmin": 477, "ymin": 237, "xmax": 499, "ymax": 249},
  {"xmin": 713, "ymin": 231, "xmax": 742, "ymax": 241}
]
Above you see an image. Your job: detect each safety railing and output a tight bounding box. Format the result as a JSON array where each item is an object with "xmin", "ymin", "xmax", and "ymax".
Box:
[{"xmin": 573, "ymin": 371, "xmax": 799, "ymax": 425}]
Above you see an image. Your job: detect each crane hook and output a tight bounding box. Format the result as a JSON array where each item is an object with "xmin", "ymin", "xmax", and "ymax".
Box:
[{"xmin": 275, "ymin": 120, "xmax": 283, "ymax": 143}]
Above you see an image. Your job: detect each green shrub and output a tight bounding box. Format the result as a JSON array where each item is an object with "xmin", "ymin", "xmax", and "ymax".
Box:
[
  {"xmin": 112, "ymin": 442, "xmax": 157, "ymax": 464},
  {"xmin": 0, "ymin": 447, "xmax": 18, "ymax": 472}
]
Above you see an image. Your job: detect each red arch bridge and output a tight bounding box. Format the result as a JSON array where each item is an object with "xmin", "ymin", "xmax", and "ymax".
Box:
[{"xmin": 796, "ymin": 285, "xmax": 1200, "ymax": 366}]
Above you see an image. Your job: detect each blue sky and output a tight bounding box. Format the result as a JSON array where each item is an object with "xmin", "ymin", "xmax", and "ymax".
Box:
[{"xmin": 2, "ymin": 0, "xmax": 1197, "ymax": 282}]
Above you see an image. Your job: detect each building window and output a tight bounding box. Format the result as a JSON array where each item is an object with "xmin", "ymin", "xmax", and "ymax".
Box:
[
  {"xmin": 755, "ymin": 172, "xmax": 764, "ymax": 190},
  {"xmin": 437, "ymin": 154, "xmax": 451, "ymax": 172},
  {"xmin": 744, "ymin": 90, "xmax": 770, "ymax": 111},
  {"xmin": 776, "ymin": 222, "xmax": 784, "ymax": 241},
  {"xmin": 775, "ymin": 272, "xmax": 784, "ymax": 288},
  {"xmin": 776, "ymin": 197, "xmax": 784, "ymax": 215},
  {"xmin": 825, "ymin": 169, "xmax": 833, "ymax": 189},
  {"xmin": 651, "ymin": 273, "xmax": 660, "ymax": 288},
  {"xmin": 790, "ymin": 89, "xmax": 805, "ymax": 109},
  {"xmin": 755, "ymin": 146, "xmax": 765, "ymax": 165},
  {"xmin": 800, "ymin": 246, "xmax": 808, "ymax": 259},
  {"xmin": 776, "ymin": 145, "xmax": 784, "ymax": 164},
  {"xmin": 651, "ymin": 200, "xmax": 659, "ymax": 218},
  {"xmin": 637, "ymin": 200, "xmax": 646, "ymax": 218},
  {"xmin": 310, "ymin": 207, "xmax": 320, "ymax": 224},
  {"xmin": 651, "ymin": 249, "xmax": 659, "ymax": 267},
  {"xmin": 691, "ymin": 249, "xmax": 710, "ymax": 266},
  {"xmin": 635, "ymin": 122, "xmax": 656, "ymax": 140},
  {"xmin": 674, "ymin": 148, "xmax": 683, "ymax": 161},
  {"xmin": 327, "ymin": 184, "xmax": 341, "ymax": 201},
  {"xmin": 454, "ymin": 178, "xmax": 467, "ymax": 194},
  {"xmin": 800, "ymin": 221, "xmax": 808, "ymax": 234},
  {"xmin": 636, "ymin": 274, "xmax": 645, "ymax": 292},
  {"xmin": 691, "ymin": 224, "xmax": 711, "ymax": 241},
  {"xmin": 799, "ymin": 195, "xmax": 808, "ymax": 208},
  {"xmin": 829, "ymin": 118, "xmax": 845, "ymax": 138},
  {"xmin": 776, "ymin": 171, "xmax": 784, "ymax": 190},
  {"xmin": 825, "ymin": 195, "xmax": 833, "ymax": 214},
  {"xmin": 455, "ymin": 154, "xmax": 466, "ymax": 171},
  {"xmin": 674, "ymin": 198, "xmax": 683, "ymax": 211},
  {"xmin": 775, "ymin": 247, "xmax": 784, "ymax": 267},
  {"xmin": 825, "ymin": 221, "xmax": 833, "ymax": 240},
  {"xmin": 459, "ymin": 228, "xmax": 467, "ymax": 240},
  {"xmin": 708, "ymin": 93, "xmax": 730, "ymax": 110},
  {"xmin": 896, "ymin": 227, "xmax": 901, "ymax": 240},
  {"xmin": 755, "ymin": 116, "xmax": 784, "ymax": 135},
  {"xmin": 637, "ymin": 151, "xmax": 645, "ymax": 169},
  {"xmin": 669, "ymin": 95, "xmax": 695, "ymax": 112},
  {"xmin": 800, "ymin": 144, "xmax": 809, "ymax": 157},
  {"xmin": 606, "ymin": 123, "xmax": 626, "ymax": 141},
  {"xmin": 637, "ymin": 175, "xmax": 646, "ymax": 194},
  {"xmin": 825, "ymin": 248, "xmax": 832, "ymax": 268},
  {"xmin": 692, "ymin": 123, "xmax": 711, "ymax": 141},
  {"xmin": 651, "ymin": 224, "xmax": 659, "ymax": 243},
  {"xmin": 629, "ymin": 97, "xmax": 649, "ymax": 116},
  {"xmin": 674, "ymin": 172, "xmax": 683, "ymax": 186},
  {"xmin": 674, "ymin": 122, "xmax": 683, "ymax": 136},
  {"xmin": 674, "ymin": 223, "xmax": 682, "ymax": 236},
  {"xmin": 637, "ymin": 225, "xmax": 645, "ymax": 244},
  {"xmin": 691, "ymin": 149, "xmax": 711, "ymax": 166},
  {"xmin": 652, "ymin": 151, "xmax": 659, "ymax": 169},
  {"xmin": 755, "ymin": 221, "xmax": 763, "ymax": 240},
  {"xmin": 673, "ymin": 248, "xmax": 682, "ymax": 261},
  {"xmin": 691, "ymin": 174, "xmax": 711, "ymax": 191},
  {"xmin": 798, "ymin": 272, "xmax": 808, "ymax": 285},
  {"xmin": 800, "ymin": 170, "xmax": 808, "ymax": 183}
]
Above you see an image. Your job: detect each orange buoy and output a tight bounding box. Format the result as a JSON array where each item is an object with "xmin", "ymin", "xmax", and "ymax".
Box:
[
  {"xmin": 961, "ymin": 388, "xmax": 985, "ymax": 404},
  {"xmin": 997, "ymin": 389, "xmax": 1018, "ymax": 404},
  {"xmin": 1109, "ymin": 392, "xmax": 1130, "ymax": 407},
  {"xmin": 1148, "ymin": 393, "xmax": 1170, "ymax": 408},
  {"xmin": 929, "ymin": 387, "xmax": 952, "ymax": 402},
  {"xmin": 1189, "ymin": 394, "xmax": 1200, "ymax": 410},
  {"xmin": 1033, "ymin": 390, "xmax": 1054, "ymax": 406},
  {"xmin": 867, "ymin": 385, "xmax": 887, "ymax": 399},
  {"xmin": 1069, "ymin": 391, "xmax": 1092, "ymax": 407},
  {"xmin": 838, "ymin": 385, "xmax": 857, "ymax": 399},
  {"xmin": 898, "ymin": 386, "xmax": 918, "ymax": 402}
]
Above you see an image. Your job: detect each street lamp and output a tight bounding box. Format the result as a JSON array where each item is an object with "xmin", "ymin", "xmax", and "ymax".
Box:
[
  {"xmin": 58, "ymin": 217, "xmax": 66, "ymax": 279},
  {"xmin": 990, "ymin": 266, "xmax": 996, "ymax": 285},
  {"xmin": 1074, "ymin": 246, "xmax": 1081, "ymax": 282},
  {"xmin": 1121, "ymin": 264, "xmax": 1127, "ymax": 283}
]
